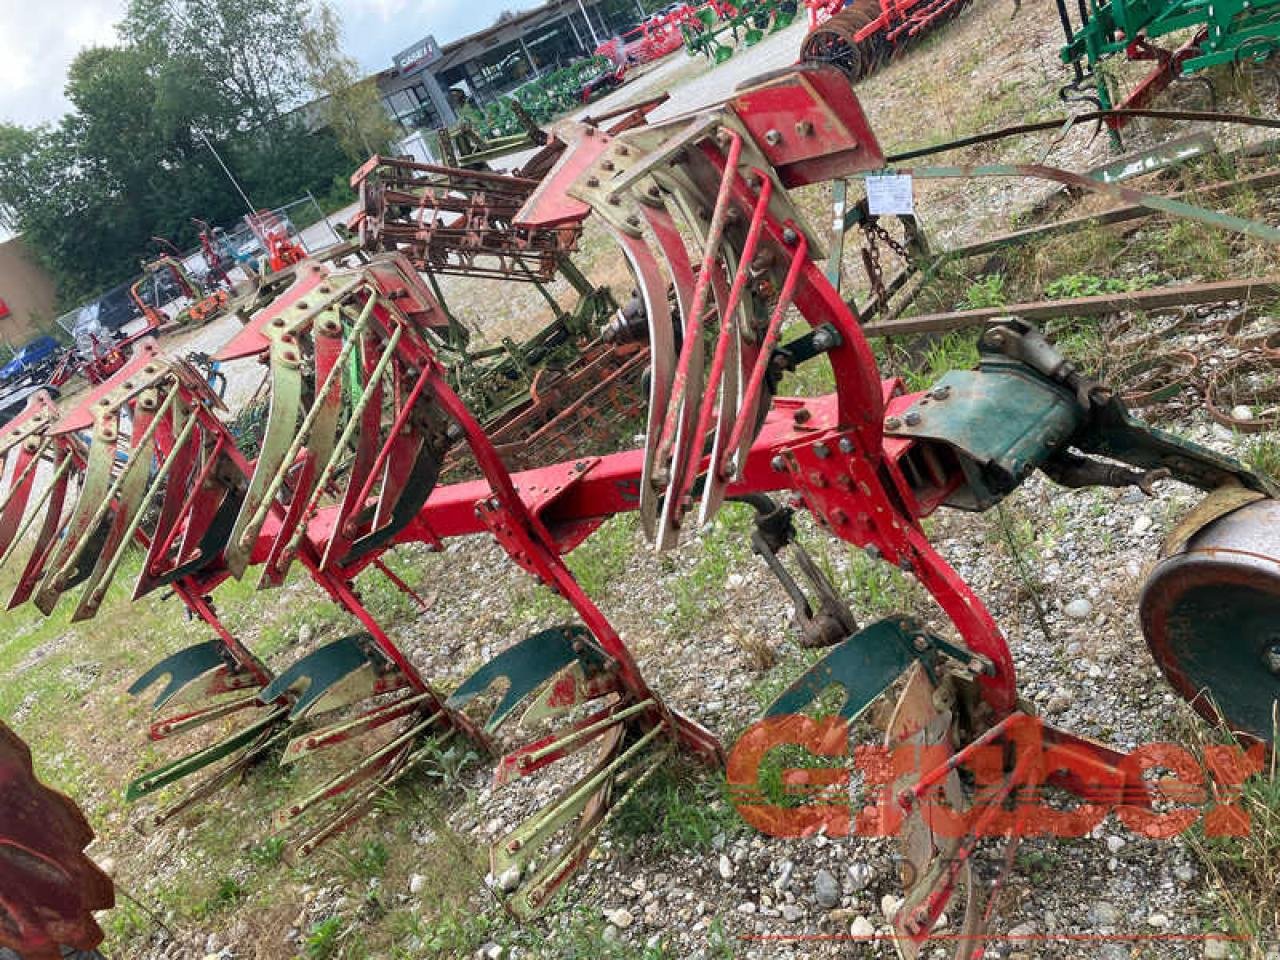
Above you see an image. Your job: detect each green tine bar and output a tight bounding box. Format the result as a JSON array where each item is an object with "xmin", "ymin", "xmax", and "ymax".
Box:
[
  {"xmin": 126, "ymin": 705, "xmax": 291, "ymax": 800},
  {"xmin": 80, "ymin": 407, "xmax": 200, "ymax": 614},
  {"xmin": 48, "ymin": 387, "xmax": 180, "ymax": 589},
  {"xmin": 517, "ymin": 744, "xmax": 674, "ymax": 916},
  {"xmin": 522, "ymin": 699, "xmax": 654, "ymax": 766},
  {"xmin": 0, "ymin": 455, "xmax": 71, "ymax": 568},
  {"xmin": 493, "ymin": 723, "xmax": 665, "ymax": 878},
  {"xmin": 273, "ymin": 713, "xmax": 439, "ymax": 829},
  {"xmin": 294, "ymin": 737, "xmax": 443, "ymax": 856},
  {"xmin": 152, "ymin": 692, "xmax": 265, "ymax": 739},
  {"xmin": 147, "ymin": 719, "xmax": 296, "ymax": 830},
  {"xmin": 281, "ymin": 694, "xmax": 437, "ymax": 765},
  {"xmin": 280, "ymin": 324, "xmax": 405, "ymax": 561},
  {"xmin": 237, "ymin": 296, "xmax": 378, "ymax": 552}
]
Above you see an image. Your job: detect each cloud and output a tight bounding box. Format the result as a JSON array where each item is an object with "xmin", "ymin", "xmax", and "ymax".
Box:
[
  {"xmin": 0, "ymin": 0, "xmax": 122, "ymax": 126},
  {"xmin": 0, "ymin": 0, "xmax": 540, "ymax": 127}
]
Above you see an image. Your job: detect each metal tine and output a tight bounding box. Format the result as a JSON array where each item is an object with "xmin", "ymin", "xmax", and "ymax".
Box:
[
  {"xmin": 593, "ymin": 224, "xmax": 673, "ymax": 540},
  {"xmin": 696, "ymin": 171, "xmax": 775, "ymax": 526},
  {"xmin": 74, "ymin": 392, "xmax": 201, "ymax": 621},
  {"xmin": 7, "ymin": 445, "xmax": 77, "ymax": 609},
  {"xmin": 685, "ymin": 242, "xmax": 742, "ymax": 525},
  {"xmin": 338, "ymin": 363, "xmax": 446, "ymax": 566},
  {"xmin": 277, "ymin": 325, "xmax": 404, "ymax": 574},
  {"xmin": 490, "ymin": 723, "xmax": 667, "ymax": 918},
  {"xmin": 36, "ymin": 384, "xmax": 180, "ymax": 615},
  {"xmin": 494, "ymin": 698, "xmax": 653, "ymax": 787},
  {"xmin": 635, "ymin": 204, "xmax": 698, "ymax": 550},
  {"xmin": 272, "ymin": 712, "xmax": 439, "ymax": 831},
  {"xmin": 0, "ymin": 452, "xmax": 72, "ymax": 570},
  {"xmin": 293, "ymin": 735, "xmax": 442, "ymax": 857},
  {"xmin": 281, "ymin": 693, "xmax": 437, "ymax": 764},
  {"xmin": 721, "ymin": 232, "xmax": 809, "ymax": 476},
  {"xmin": 0, "ymin": 436, "xmax": 50, "ymax": 555},
  {"xmin": 259, "ymin": 313, "xmax": 349, "ymax": 588},
  {"xmin": 149, "ymin": 692, "xmax": 264, "ymax": 740},
  {"xmin": 27, "ymin": 424, "xmax": 118, "ymax": 614},
  {"xmin": 226, "ymin": 294, "xmax": 376, "ymax": 577},
  {"xmin": 145, "ymin": 718, "xmax": 296, "ymax": 831},
  {"xmin": 0, "ymin": 392, "xmax": 62, "ymax": 563},
  {"xmin": 126, "ymin": 705, "xmax": 292, "ymax": 801},
  {"xmin": 318, "ymin": 331, "xmax": 385, "ymax": 570},
  {"xmin": 511, "ymin": 743, "xmax": 672, "ymax": 919},
  {"xmin": 133, "ymin": 415, "xmax": 230, "ymax": 598},
  {"xmin": 650, "ymin": 131, "xmax": 742, "ymax": 508}
]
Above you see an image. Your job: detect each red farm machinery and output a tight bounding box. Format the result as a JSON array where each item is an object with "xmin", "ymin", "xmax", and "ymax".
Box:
[{"xmin": 1, "ymin": 58, "xmax": 1279, "ymax": 959}]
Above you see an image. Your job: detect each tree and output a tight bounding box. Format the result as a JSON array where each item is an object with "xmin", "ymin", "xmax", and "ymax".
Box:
[
  {"xmin": 120, "ymin": 0, "xmax": 312, "ymax": 131},
  {"xmin": 300, "ymin": 3, "xmax": 400, "ymax": 162},
  {"xmin": 0, "ymin": 0, "xmax": 362, "ymax": 303}
]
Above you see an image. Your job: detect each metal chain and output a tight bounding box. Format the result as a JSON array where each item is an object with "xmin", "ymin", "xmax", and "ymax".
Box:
[{"xmin": 860, "ymin": 220, "xmax": 888, "ymax": 307}]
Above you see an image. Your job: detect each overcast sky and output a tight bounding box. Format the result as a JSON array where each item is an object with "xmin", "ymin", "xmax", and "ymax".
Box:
[{"xmin": 0, "ymin": 0, "xmax": 532, "ymax": 127}]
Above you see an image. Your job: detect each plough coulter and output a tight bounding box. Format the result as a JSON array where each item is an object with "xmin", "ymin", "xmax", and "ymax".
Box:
[{"xmin": 3, "ymin": 59, "xmax": 1280, "ymax": 956}]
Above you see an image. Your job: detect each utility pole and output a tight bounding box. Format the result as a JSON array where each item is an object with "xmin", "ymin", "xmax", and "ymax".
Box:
[
  {"xmin": 577, "ymin": 0, "xmax": 601, "ymax": 46},
  {"xmin": 196, "ymin": 128, "xmax": 256, "ymax": 216}
]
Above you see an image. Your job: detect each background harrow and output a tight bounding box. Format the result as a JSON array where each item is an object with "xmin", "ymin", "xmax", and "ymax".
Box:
[
  {"xmin": 800, "ymin": 0, "xmax": 977, "ymax": 80},
  {"xmin": 1, "ymin": 58, "xmax": 1278, "ymax": 957}
]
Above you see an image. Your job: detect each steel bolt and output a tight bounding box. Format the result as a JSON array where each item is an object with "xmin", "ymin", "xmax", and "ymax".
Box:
[
  {"xmin": 931, "ymin": 385, "xmax": 951, "ymax": 401},
  {"xmin": 764, "ymin": 129, "xmax": 783, "ymax": 146},
  {"xmin": 1266, "ymin": 644, "xmax": 1280, "ymax": 675},
  {"xmin": 912, "ymin": 635, "xmax": 929, "ymax": 652},
  {"xmin": 770, "ymin": 455, "xmax": 787, "ymax": 472},
  {"xmin": 601, "ymin": 160, "xmax": 615, "ymax": 171},
  {"xmin": 865, "ymin": 545, "xmax": 882, "ymax": 560},
  {"xmin": 626, "ymin": 214, "xmax": 641, "ymax": 227},
  {"xmin": 648, "ymin": 185, "xmax": 661, "ymax": 198},
  {"xmin": 586, "ymin": 176, "xmax": 600, "ymax": 188},
  {"xmin": 885, "ymin": 417, "xmax": 902, "ymax": 430},
  {"xmin": 814, "ymin": 443, "xmax": 830, "ymax": 459},
  {"xmin": 904, "ymin": 411, "xmax": 922, "ymax": 427},
  {"xmin": 782, "ymin": 226, "xmax": 798, "ymax": 245},
  {"xmin": 618, "ymin": 145, "xmax": 629, "ymax": 156},
  {"xmin": 792, "ymin": 407, "xmax": 812, "ymax": 424},
  {"xmin": 794, "ymin": 120, "xmax": 813, "ymax": 136}
]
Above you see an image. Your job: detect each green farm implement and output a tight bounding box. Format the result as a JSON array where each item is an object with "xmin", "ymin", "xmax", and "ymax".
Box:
[{"xmin": 1058, "ymin": 0, "xmax": 1280, "ymax": 130}]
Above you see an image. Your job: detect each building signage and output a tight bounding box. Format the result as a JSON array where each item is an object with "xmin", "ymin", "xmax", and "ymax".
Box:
[{"xmin": 394, "ymin": 35, "xmax": 443, "ymax": 75}]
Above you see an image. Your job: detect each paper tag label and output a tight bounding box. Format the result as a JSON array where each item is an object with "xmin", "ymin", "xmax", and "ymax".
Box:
[{"xmin": 866, "ymin": 174, "xmax": 914, "ymax": 216}]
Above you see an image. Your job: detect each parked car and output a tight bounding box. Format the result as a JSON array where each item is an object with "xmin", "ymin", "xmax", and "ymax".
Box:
[
  {"xmin": 0, "ymin": 335, "xmax": 62, "ymax": 385},
  {"xmin": 94, "ymin": 282, "xmax": 145, "ymax": 332}
]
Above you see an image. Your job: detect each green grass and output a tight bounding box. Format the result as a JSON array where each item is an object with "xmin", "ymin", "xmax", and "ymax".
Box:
[{"xmin": 612, "ymin": 762, "xmax": 744, "ymax": 854}]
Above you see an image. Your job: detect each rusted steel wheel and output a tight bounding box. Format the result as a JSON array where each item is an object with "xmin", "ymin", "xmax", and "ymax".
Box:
[
  {"xmin": 799, "ymin": 0, "xmax": 881, "ymax": 81},
  {"xmin": 1141, "ymin": 495, "xmax": 1280, "ymax": 745}
]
